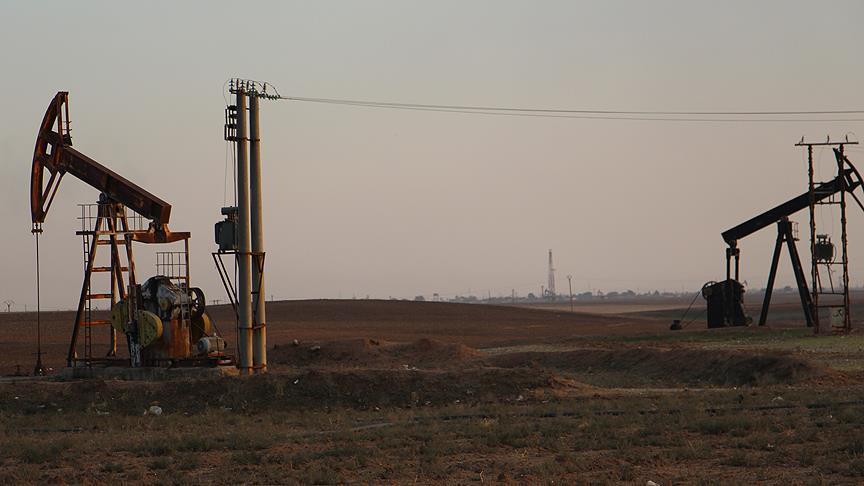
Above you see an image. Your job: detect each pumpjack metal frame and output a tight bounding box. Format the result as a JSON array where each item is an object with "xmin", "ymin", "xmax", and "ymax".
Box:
[
  {"xmin": 721, "ymin": 139, "xmax": 863, "ymax": 332},
  {"xmin": 799, "ymin": 141, "xmax": 858, "ymax": 333},
  {"xmin": 31, "ymin": 92, "xmax": 190, "ymax": 367},
  {"xmin": 757, "ymin": 218, "xmax": 813, "ymax": 327}
]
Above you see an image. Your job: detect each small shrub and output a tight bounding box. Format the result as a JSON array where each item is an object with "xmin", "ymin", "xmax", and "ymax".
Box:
[
  {"xmin": 149, "ymin": 457, "xmax": 171, "ymax": 470},
  {"xmin": 232, "ymin": 450, "xmax": 262, "ymax": 465},
  {"xmin": 839, "ymin": 437, "xmax": 864, "ymax": 455},
  {"xmin": 849, "ymin": 458, "xmax": 864, "ymax": 477},
  {"xmin": 100, "ymin": 462, "xmax": 124, "ymax": 473},
  {"xmin": 722, "ymin": 450, "xmax": 755, "ymax": 467},
  {"xmin": 176, "ymin": 435, "xmax": 218, "ymax": 452},
  {"xmin": 177, "ymin": 455, "xmax": 200, "ymax": 471},
  {"xmin": 617, "ymin": 462, "xmax": 634, "ymax": 481},
  {"xmin": 688, "ymin": 416, "xmax": 754, "ymax": 436},
  {"xmin": 304, "ymin": 464, "xmax": 341, "ymax": 485},
  {"xmin": 128, "ymin": 440, "xmax": 172, "ymax": 457}
]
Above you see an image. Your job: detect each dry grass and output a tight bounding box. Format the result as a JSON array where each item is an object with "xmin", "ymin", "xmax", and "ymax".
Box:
[
  {"xmin": 3, "ymin": 299, "xmax": 864, "ymax": 483},
  {"xmin": 2, "ymin": 388, "xmax": 864, "ymax": 483}
]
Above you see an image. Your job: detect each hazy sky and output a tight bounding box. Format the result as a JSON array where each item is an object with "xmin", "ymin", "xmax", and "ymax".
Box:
[{"xmin": 2, "ymin": 1, "xmax": 864, "ymax": 309}]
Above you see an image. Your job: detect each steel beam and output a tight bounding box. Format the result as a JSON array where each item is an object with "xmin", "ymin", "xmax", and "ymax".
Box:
[{"xmin": 721, "ymin": 169, "xmax": 857, "ymax": 244}]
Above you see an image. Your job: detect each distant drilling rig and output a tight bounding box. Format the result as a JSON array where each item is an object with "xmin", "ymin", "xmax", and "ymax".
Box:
[
  {"xmin": 545, "ymin": 250, "xmax": 556, "ymax": 300},
  {"xmin": 214, "ymin": 79, "xmax": 279, "ymax": 374}
]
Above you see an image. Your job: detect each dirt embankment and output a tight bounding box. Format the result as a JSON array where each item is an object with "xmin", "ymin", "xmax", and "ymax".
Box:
[
  {"xmin": 271, "ymin": 336, "xmax": 833, "ymax": 388},
  {"xmin": 486, "ymin": 348, "xmax": 830, "ymax": 386},
  {"xmin": 270, "ymin": 337, "xmax": 481, "ymax": 369},
  {"xmin": 0, "ymin": 366, "xmax": 580, "ymax": 414}
]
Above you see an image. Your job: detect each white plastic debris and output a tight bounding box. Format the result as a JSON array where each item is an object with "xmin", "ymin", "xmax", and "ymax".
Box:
[
  {"xmin": 647, "ymin": 481, "xmax": 660, "ymax": 486},
  {"xmin": 145, "ymin": 405, "xmax": 163, "ymax": 416}
]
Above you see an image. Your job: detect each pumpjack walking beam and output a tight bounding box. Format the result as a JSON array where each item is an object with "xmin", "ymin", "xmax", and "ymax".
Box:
[{"xmin": 721, "ymin": 168, "xmax": 861, "ymax": 245}]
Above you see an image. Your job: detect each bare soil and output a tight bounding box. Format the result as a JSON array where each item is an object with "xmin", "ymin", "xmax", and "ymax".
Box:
[
  {"xmin": 2, "ymin": 298, "xmax": 864, "ymax": 484},
  {"xmin": 0, "ymin": 299, "xmax": 667, "ymax": 376}
]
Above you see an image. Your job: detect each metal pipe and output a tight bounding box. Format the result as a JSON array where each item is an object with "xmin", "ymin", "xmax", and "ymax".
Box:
[
  {"xmin": 249, "ymin": 95, "xmax": 267, "ymax": 373},
  {"xmin": 236, "ymin": 90, "xmax": 253, "ymax": 374}
]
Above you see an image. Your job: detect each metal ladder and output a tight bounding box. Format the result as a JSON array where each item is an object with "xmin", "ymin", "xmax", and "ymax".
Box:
[
  {"xmin": 806, "ymin": 143, "xmax": 852, "ymax": 334},
  {"xmin": 76, "ymin": 203, "xmax": 132, "ymax": 364}
]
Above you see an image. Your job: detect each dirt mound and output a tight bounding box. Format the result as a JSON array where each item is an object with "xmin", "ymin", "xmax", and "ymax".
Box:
[
  {"xmin": 485, "ymin": 347, "xmax": 829, "ymax": 386},
  {"xmin": 270, "ymin": 338, "xmax": 482, "ymax": 369},
  {"xmin": 0, "ymin": 368, "xmax": 587, "ymax": 413},
  {"xmin": 270, "ymin": 338, "xmax": 388, "ymax": 365},
  {"xmin": 387, "ymin": 338, "xmax": 482, "ymax": 365}
]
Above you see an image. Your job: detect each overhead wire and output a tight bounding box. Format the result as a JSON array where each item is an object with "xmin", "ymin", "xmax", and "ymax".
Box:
[
  {"xmin": 281, "ymin": 96, "xmax": 864, "ymax": 123},
  {"xmin": 283, "ymin": 96, "xmax": 864, "ymax": 116}
]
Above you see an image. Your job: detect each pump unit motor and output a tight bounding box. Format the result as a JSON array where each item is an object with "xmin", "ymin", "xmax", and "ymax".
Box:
[{"xmin": 110, "ymin": 276, "xmax": 213, "ymax": 361}]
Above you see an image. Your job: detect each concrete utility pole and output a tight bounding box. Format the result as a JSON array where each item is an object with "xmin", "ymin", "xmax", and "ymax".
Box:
[
  {"xmin": 235, "ymin": 89, "xmax": 253, "ymax": 375},
  {"xmin": 249, "ymin": 95, "xmax": 267, "ymax": 373},
  {"xmin": 567, "ymin": 275, "xmax": 573, "ymax": 312}
]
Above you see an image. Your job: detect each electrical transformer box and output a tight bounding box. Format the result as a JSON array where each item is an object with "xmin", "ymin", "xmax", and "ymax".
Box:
[{"xmin": 215, "ymin": 206, "xmax": 238, "ymax": 251}]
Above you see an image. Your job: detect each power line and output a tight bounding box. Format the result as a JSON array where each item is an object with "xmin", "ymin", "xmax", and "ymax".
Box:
[{"xmin": 282, "ymin": 96, "xmax": 864, "ymax": 122}]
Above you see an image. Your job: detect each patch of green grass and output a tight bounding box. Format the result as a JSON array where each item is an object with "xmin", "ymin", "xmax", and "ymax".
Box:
[
  {"xmin": 177, "ymin": 454, "xmax": 200, "ymax": 471},
  {"xmin": 127, "ymin": 439, "xmax": 173, "ymax": 457},
  {"xmin": 666, "ymin": 443, "xmax": 712, "ymax": 461},
  {"xmin": 149, "ymin": 457, "xmax": 171, "ymax": 470},
  {"xmin": 232, "ymin": 450, "xmax": 262, "ymax": 465},
  {"xmin": 616, "ymin": 462, "xmax": 635, "ymax": 481},
  {"xmin": 722, "ymin": 450, "xmax": 758, "ymax": 467},
  {"xmin": 848, "ymin": 458, "xmax": 864, "ymax": 477},
  {"xmin": 687, "ymin": 415, "xmax": 757, "ymax": 436},
  {"xmin": 5, "ymin": 438, "xmax": 69, "ymax": 464},
  {"xmin": 836, "ymin": 436, "xmax": 864, "ymax": 455},
  {"xmin": 18, "ymin": 444, "xmax": 57, "ymax": 464},
  {"xmin": 175, "ymin": 435, "xmax": 219, "ymax": 452},
  {"xmin": 303, "ymin": 464, "xmax": 342, "ymax": 485},
  {"xmin": 100, "ymin": 462, "xmax": 124, "ymax": 473}
]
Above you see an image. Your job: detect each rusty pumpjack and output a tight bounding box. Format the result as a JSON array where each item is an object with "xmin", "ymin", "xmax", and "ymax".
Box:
[
  {"xmin": 709, "ymin": 144, "xmax": 864, "ymax": 330},
  {"xmin": 30, "ymin": 92, "xmax": 228, "ymax": 368}
]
